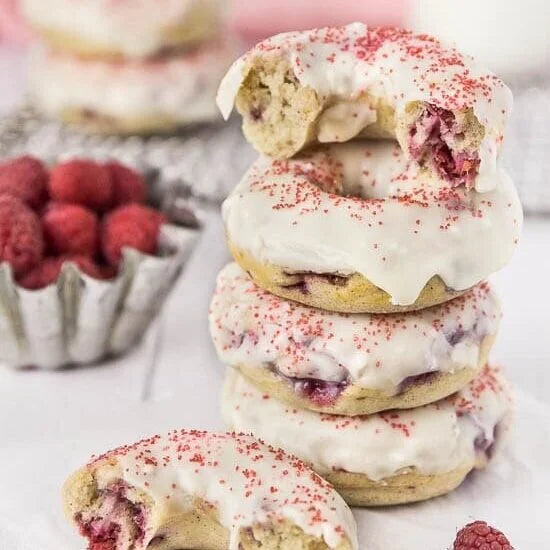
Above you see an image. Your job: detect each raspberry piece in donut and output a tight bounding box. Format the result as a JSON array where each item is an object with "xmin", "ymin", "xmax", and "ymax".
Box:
[
  {"xmin": 222, "ymin": 365, "xmax": 513, "ymax": 507},
  {"xmin": 63, "ymin": 431, "xmax": 357, "ymax": 550},
  {"xmin": 407, "ymin": 103, "xmax": 482, "ymax": 188},
  {"xmin": 0, "ymin": 195, "xmax": 44, "ymax": 277},
  {"xmin": 218, "ymin": 23, "xmax": 511, "ymax": 191}
]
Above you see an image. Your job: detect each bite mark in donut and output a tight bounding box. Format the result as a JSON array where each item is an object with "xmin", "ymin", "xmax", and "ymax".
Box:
[
  {"xmin": 75, "ymin": 481, "xmax": 147, "ymax": 550},
  {"xmin": 64, "ymin": 431, "xmax": 357, "ymax": 550},
  {"xmin": 408, "ymin": 104, "xmax": 481, "ymax": 188}
]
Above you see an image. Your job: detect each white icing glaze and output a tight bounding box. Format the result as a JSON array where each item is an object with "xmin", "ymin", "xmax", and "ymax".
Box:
[
  {"xmin": 217, "ymin": 22, "xmax": 513, "ymax": 192},
  {"xmin": 222, "ymin": 366, "xmax": 513, "ymax": 482},
  {"xmin": 222, "ymin": 140, "xmax": 522, "ymax": 306},
  {"xmin": 21, "ymin": 0, "xmax": 223, "ymax": 57},
  {"xmin": 93, "ymin": 431, "xmax": 357, "ymax": 550},
  {"xmin": 29, "ymin": 45, "xmax": 231, "ymax": 125},
  {"xmin": 209, "ymin": 263, "xmax": 501, "ymax": 394}
]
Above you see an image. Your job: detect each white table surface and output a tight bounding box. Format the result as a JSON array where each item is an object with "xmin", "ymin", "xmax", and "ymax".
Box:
[{"xmin": 1, "ymin": 47, "xmax": 549, "ymax": 548}]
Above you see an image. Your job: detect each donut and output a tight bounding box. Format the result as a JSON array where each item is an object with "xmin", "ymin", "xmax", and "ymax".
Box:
[
  {"xmin": 29, "ymin": 44, "xmax": 231, "ymax": 134},
  {"xmin": 63, "ymin": 431, "xmax": 357, "ymax": 550},
  {"xmin": 222, "ymin": 365, "xmax": 513, "ymax": 506},
  {"xmin": 21, "ymin": 0, "xmax": 223, "ymax": 59},
  {"xmin": 222, "ymin": 140, "xmax": 522, "ymax": 312},
  {"xmin": 217, "ymin": 22, "xmax": 512, "ymax": 192},
  {"xmin": 209, "ymin": 263, "xmax": 500, "ymax": 416}
]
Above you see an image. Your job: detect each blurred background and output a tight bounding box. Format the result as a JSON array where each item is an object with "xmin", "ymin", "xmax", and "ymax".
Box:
[{"xmin": 1, "ymin": 0, "xmax": 549, "ymax": 210}]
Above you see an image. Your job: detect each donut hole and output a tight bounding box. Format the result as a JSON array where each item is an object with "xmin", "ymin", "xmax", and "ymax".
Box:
[
  {"xmin": 236, "ymin": 58, "xmax": 323, "ymax": 158},
  {"xmin": 405, "ymin": 102, "xmax": 484, "ymax": 187}
]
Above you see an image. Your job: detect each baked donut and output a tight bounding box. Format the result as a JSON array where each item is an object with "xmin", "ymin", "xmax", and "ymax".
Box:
[
  {"xmin": 217, "ymin": 22, "xmax": 512, "ymax": 192},
  {"xmin": 222, "ymin": 140, "xmax": 522, "ymax": 312},
  {"xmin": 21, "ymin": 0, "xmax": 223, "ymax": 59},
  {"xmin": 222, "ymin": 365, "xmax": 513, "ymax": 506},
  {"xmin": 63, "ymin": 431, "xmax": 357, "ymax": 550},
  {"xmin": 209, "ymin": 263, "xmax": 500, "ymax": 416},
  {"xmin": 29, "ymin": 45, "xmax": 231, "ymax": 134}
]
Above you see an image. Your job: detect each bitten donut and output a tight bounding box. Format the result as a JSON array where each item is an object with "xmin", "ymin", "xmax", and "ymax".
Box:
[
  {"xmin": 217, "ymin": 22, "xmax": 512, "ymax": 191},
  {"xmin": 223, "ymin": 365, "xmax": 513, "ymax": 507},
  {"xmin": 223, "ymin": 141, "xmax": 522, "ymax": 312},
  {"xmin": 21, "ymin": 0, "xmax": 223, "ymax": 59},
  {"xmin": 63, "ymin": 431, "xmax": 357, "ymax": 550},
  {"xmin": 210, "ymin": 263, "xmax": 500, "ymax": 416},
  {"xmin": 29, "ymin": 45, "xmax": 231, "ymax": 134}
]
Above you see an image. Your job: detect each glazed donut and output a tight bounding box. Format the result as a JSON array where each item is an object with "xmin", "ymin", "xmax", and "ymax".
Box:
[
  {"xmin": 209, "ymin": 263, "xmax": 500, "ymax": 416},
  {"xmin": 63, "ymin": 431, "xmax": 357, "ymax": 550},
  {"xmin": 21, "ymin": 0, "xmax": 223, "ymax": 59},
  {"xmin": 222, "ymin": 140, "xmax": 522, "ymax": 312},
  {"xmin": 29, "ymin": 45, "xmax": 231, "ymax": 134},
  {"xmin": 222, "ymin": 365, "xmax": 513, "ymax": 506},
  {"xmin": 217, "ymin": 22, "xmax": 512, "ymax": 192}
]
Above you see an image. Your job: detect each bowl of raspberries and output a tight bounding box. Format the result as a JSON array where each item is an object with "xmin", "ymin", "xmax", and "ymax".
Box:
[{"xmin": 0, "ymin": 155, "xmax": 201, "ymax": 369}]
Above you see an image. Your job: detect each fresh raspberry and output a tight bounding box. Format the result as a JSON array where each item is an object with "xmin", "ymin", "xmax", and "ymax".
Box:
[
  {"xmin": 42, "ymin": 203, "xmax": 99, "ymax": 257},
  {"xmin": 102, "ymin": 204, "xmax": 165, "ymax": 267},
  {"xmin": 49, "ymin": 160, "xmax": 113, "ymax": 211},
  {"xmin": 0, "ymin": 155, "xmax": 49, "ymax": 209},
  {"xmin": 0, "ymin": 195, "xmax": 44, "ymax": 276},
  {"xmin": 106, "ymin": 161, "xmax": 147, "ymax": 206},
  {"xmin": 17, "ymin": 255, "xmax": 111, "ymax": 290},
  {"xmin": 454, "ymin": 521, "xmax": 513, "ymax": 550}
]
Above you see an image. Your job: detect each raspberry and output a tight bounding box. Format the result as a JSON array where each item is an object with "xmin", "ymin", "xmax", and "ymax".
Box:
[
  {"xmin": 0, "ymin": 155, "xmax": 49, "ymax": 209},
  {"xmin": 106, "ymin": 161, "xmax": 147, "ymax": 206},
  {"xmin": 454, "ymin": 521, "xmax": 513, "ymax": 550},
  {"xmin": 102, "ymin": 204, "xmax": 165, "ymax": 267},
  {"xmin": 0, "ymin": 195, "xmax": 44, "ymax": 276},
  {"xmin": 42, "ymin": 204, "xmax": 99, "ymax": 257},
  {"xmin": 49, "ymin": 160, "xmax": 113, "ymax": 211},
  {"xmin": 18, "ymin": 255, "xmax": 110, "ymax": 290}
]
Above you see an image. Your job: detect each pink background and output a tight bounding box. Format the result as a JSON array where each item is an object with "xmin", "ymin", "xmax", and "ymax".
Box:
[{"xmin": 0, "ymin": 0, "xmax": 406, "ymax": 44}]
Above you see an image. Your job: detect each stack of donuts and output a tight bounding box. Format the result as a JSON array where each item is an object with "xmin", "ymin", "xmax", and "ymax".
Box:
[
  {"xmin": 21, "ymin": 0, "xmax": 232, "ymax": 134},
  {"xmin": 210, "ymin": 23, "xmax": 523, "ymax": 506}
]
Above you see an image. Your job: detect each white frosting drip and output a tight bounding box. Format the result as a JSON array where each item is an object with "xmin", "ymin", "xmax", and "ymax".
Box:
[
  {"xmin": 95, "ymin": 431, "xmax": 357, "ymax": 550},
  {"xmin": 216, "ymin": 22, "xmax": 513, "ymax": 192},
  {"xmin": 222, "ymin": 141, "xmax": 522, "ymax": 305},
  {"xmin": 209, "ymin": 263, "xmax": 501, "ymax": 393},
  {"xmin": 29, "ymin": 45, "xmax": 231, "ymax": 124},
  {"xmin": 21, "ymin": 0, "xmax": 222, "ymax": 57},
  {"xmin": 222, "ymin": 367, "xmax": 513, "ymax": 481}
]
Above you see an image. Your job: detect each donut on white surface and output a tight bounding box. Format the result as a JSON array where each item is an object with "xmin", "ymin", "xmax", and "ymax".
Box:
[
  {"xmin": 222, "ymin": 365, "xmax": 513, "ymax": 506},
  {"xmin": 63, "ymin": 431, "xmax": 357, "ymax": 550}
]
